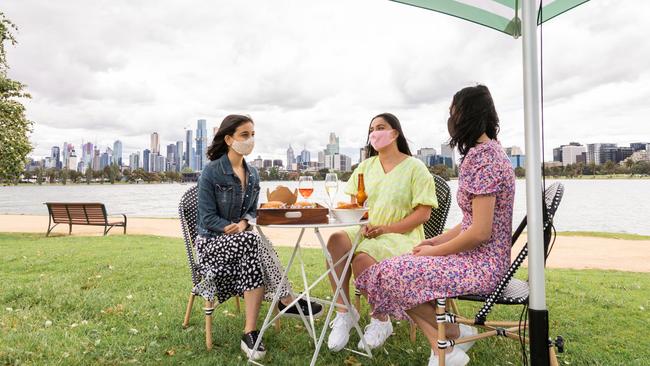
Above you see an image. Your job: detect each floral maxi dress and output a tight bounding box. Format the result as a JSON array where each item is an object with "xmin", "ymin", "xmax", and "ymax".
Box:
[{"xmin": 355, "ymin": 140, "xmax": 516, "ymax": 320}]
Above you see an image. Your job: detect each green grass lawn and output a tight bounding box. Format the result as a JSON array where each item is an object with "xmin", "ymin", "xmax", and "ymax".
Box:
[{"xmin": 1, "ymin": 234, "xmax": 648, "ymax": 366}]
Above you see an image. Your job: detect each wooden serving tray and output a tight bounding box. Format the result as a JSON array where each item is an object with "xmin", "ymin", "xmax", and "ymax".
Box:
[{"xmin": 257, "ymin": 203, "xmax": 329, "ymax": 225}]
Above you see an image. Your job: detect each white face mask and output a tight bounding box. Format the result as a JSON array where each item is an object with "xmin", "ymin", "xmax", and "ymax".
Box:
[{"xmin": 230, "ymin": 137, "xmax": 255, "ymax": 156}]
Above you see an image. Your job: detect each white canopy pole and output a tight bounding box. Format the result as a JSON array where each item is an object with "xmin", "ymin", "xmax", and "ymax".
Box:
[{"xmin": 522, "ymin": 0, "xmax": 549, "ymax": 364}]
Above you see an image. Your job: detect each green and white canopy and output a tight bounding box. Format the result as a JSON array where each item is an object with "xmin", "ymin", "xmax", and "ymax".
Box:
[{"xmin": 392, "ymin": 0, "xmax": 590, "ymax": 37}]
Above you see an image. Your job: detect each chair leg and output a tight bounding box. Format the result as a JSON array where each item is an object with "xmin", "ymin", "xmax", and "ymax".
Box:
[
  {"xmin": 354, "ymin": 293, "xmax": 361, "ymax": 313},
  {"xmin": 234, "ymin": 296, "xmax": 241, "ymax": 314},
  {"xmin": 449, "ymin": 299, "xmax": 460, "ymax": 316},
  {"xmin": 204, "ymin": 300, "xmax": 215, "ymax": 351},
  {"xmin": 183, "ymin": 293, "xmax": 195, "ymax": 328},
  {"xmin": 410, "ymin": 322, "xmax": 417, "ymax": 343},
  {"xmin": 436, "ymin": 299, "xmax": 447, "ymax": 366},
  {"xmin": 549, "ymin": 345, "xmax": 560, "ymax": 366},
  {"xmin": 273, "ymin": 304, "xmax": 281, "ymax": 331}
]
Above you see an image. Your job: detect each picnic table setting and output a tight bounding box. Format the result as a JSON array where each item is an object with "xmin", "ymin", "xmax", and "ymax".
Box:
[{"xmin": 252, "ymin": 175, "xmax": 372, "ymax": 366}]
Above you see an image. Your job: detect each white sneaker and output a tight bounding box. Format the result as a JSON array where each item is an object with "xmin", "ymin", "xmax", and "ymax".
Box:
[
  {"xmin": 455, "ymin": 324, "xmax": 478, "ymax": 353},
  {"xmin": 428, "ymin": 348, "xmax": 470, "ymax": 366},
  {"xmin": 357, "ymin": 317, "xmax": 393, "ymax": 350},
  {"xmin": 327, "ymin": 311, "xmax": 358, "ymax": 352}
]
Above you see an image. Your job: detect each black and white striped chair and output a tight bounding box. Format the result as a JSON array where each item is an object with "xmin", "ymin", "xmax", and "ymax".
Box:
[
  {"xmin": 353, "ymin": 174, "xmax": 452, "ymax": 341},
  {"xmin": 179, "ymin": 185, "xmax": 241, "ymax": 351},
  {"xmin": 432, "ymin": 182, "xmax": 565, "ymax": 363}
]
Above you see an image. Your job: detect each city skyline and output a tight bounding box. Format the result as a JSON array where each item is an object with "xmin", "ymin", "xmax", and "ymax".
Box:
[
  {"xmin": 5, "ymin": 1, "xmax": 650, "ymax": 166},
  {"xmin": 31, "ymin": 122, "xmax": 649, "ymax": 174}
]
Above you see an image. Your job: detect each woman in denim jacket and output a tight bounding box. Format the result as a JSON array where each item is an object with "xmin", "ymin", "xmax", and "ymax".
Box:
[{"xmin": 195, "ymin": 114, "xmax": 322, "ymax": 360}]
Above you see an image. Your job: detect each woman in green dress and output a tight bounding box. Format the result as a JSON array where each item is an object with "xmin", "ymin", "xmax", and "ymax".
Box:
[{"xmin": 326, "ymin": 113, "xmax": 438, "ymax": 352}]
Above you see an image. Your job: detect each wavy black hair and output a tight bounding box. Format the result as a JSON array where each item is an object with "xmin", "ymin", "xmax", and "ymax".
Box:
[
  {"xmin": 207, "ymin": 114, "xmax": 254, "ymax": 161},
  {"xmin": 447, "ymin": 85, "xmax": 499, "ymax": 157},
  {"xmin": 365, "ymin": 113, "xmax": 412, "ymax": 158}
]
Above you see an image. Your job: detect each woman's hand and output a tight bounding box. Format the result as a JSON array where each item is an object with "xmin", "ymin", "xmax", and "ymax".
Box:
[
  {"xmin": 224, "ymin": 220, "xmax": 248, "ymax": 235},
  {"xmin": 415, "ymin": 235, "xmax": 442, "ymax": 248},
  {"xmin": 412, "ymin": 245, "xmax": 439, "ymax": 257},
  {"xmin": 363, "ymin": 225, "xmax": 388, "ymax": 239}
]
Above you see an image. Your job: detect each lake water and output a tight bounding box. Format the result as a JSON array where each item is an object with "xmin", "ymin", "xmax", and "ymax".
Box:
[{"xmin": 1, "ymin": 179, "xmax": 649, "ymax": 235}]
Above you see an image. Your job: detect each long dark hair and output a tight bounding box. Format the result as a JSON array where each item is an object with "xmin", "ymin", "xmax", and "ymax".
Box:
[
  {"xmin": 207, "ymin": 114, "xmax": 254, "ymax": 161},
  {"xmin": 448, "ymin": 85, "xmax": 499, "ymax": 157},
  {"xmin": 365, "ymin": 113, "xmax": 412, "ymax": 158}
]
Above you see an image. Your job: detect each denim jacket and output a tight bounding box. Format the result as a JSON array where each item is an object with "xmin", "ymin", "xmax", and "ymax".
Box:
[{"xmin": 196, "ymin": 154, "xmax": 260, "ymax": 238}]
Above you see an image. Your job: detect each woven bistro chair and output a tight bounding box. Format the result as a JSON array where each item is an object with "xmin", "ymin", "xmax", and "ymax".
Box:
[
  {"xmin": 352, "ymin": 174, "xmax": 452, "ymax": 341},
  {"xmin": 431, "ymin": 182, "xmax": 565, "ymax": 365},
  {"xmin": 179, "ymin": 185, "xmax": 242, "ymax": 351}
]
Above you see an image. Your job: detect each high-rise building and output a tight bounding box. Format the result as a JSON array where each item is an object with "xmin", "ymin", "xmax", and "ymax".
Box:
[
  {"xmin": 441, "ymin": 143, "xmax": 456, "ymax": 168},
  {"xmin": 151, "ymin": 132, "xmax": 160, "ymax": 154},
  {"xmin": 416, "ymin": 148, "xmax": 437, "ymax": 166},
  {"xmin": 332, "ymin": 154, "xmax": 352, "ymax": 172},
  {"xmin": 190, "ymin": 148, "xmax": 197, "ymax": 171},
  {"xmin": 300, "ymin": 148, "xmax": 311, "ymax": 167},
  {"xmin": 166, "ymin": 144, "xmax": 176, "ymax": 171},
  {"xmin": 600, "ymin": 147, "xmax": 633, "ymax": 164},
  {"xmin": 272, "ymin": 160, "xmax": 283, "ymax": 168},
  {"xmin": 318, "ymin": 151, "xmax": 325, "ymax": 168},
  {"xmin": 100, "ymin": 152, "xmax": 110, "ymax": 170},
  {"xmin": 92, "ymin": 148, "xmax": 101, "ymax": 171},
  {"xmin": 82, "ymin": 142, "xmax": 94, "ymax": 166},
  {"xmin": 325, "ymin": 133, "xmax": 340, "ymax": 155},
  {"xmin": 129, "ymin": 152, "xmax": 140, "ymax": 170},
  {"xmin": 51, "ymin": 146, "xmax": 61, "ymax": 170},
  {"xmin": 630, "ymin": 142, "xmax": 649, "ymax": 152},
  {"xmin": 552, "ymin": 147, "xmax": 563, "ymax": 163},
  {"xmin": 252, "ymin": 155, "xmax": 264, "ymax": 169},
  {"xmin": 66, "ymin": 149, "xmax": 78, "ymax": 171},
  {"xmin": 359, "ymin": 147, "xmax": 367, "ymax": 163},
  {"xmin": 156, "ymin": 155, "xmax": 166, "ymax": 173},
  {"xmin": 113, "ymin": 140, "xmax": 123, "ymax": 166},
  {"xmin": 561, "ymin": 144, "xmax": 587, "ymax": 166},
  {"xmin": 587, "ymin": 143, "xmax": 617, "ymax": 165},
  {"xmin": 196, "ymin": 119, "xmax": 208, "ymax": 170},
  {"xmin": 506, "ymin": 146, "xmax": 526, "ymax": 169},
  {"xmin": 286, "ymin": 145, "xmax": 295, "ymax": 169},
  {"xmin": 175, "ymin": 141, "xmax": 184, "ymax": 172},
  {"xmin": 62, "ymin": 142, "xmax": 70, "ymax": 168},
  {"xmin": 185, "ymin": 129, "xmax": 193, "ymax": 169},
  {"xmin": 143, "ymin": 149, "xmax": 151, "ymax": 173},
  {"xmin": 263, "ymin": 160, "xmax": 273, "ymax": 169}
]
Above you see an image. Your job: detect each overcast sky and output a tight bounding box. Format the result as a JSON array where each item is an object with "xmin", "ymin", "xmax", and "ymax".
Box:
[{"xmin": 4, "ymin": 0, "xmax": 650, "ymax": 163}]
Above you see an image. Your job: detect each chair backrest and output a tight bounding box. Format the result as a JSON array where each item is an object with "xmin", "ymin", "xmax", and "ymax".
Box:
[
  {"xmin": 474, "ymin": 182, "xmax": 564, "ymax": 324},
  {"xmin": 423, "ymin": 175, "xmax": 452, "ymax": 239},
  {"xmin": 178, "ymin": 185, "xmax": 201, "ymax": 286},
  {"xmin": 45, "ymin": 202, "xmax": 108, "ymax": 225}
]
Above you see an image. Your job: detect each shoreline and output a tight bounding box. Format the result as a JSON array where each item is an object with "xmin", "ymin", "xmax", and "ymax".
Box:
[
  {"xmin": 3, "ymin": 212, "xmax": 649, "ymax": 239},
  {"xmin": 1, "ymin": 214, "xmax": 649, "ymax": 273},
  {"xmin": 8, "ymin": 174, "xmax": 650, "ymax": 186}
]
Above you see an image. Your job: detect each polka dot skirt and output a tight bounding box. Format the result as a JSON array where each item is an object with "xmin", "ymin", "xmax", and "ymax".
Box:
[{"xmin": 194, "ymin": 231, "xmax": 291, "ymax": 303}]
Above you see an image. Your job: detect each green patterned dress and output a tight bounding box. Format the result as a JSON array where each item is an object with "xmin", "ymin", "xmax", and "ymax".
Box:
[{"xmin": 343, "ymin": 156, "xmax": 438, "ymax": 261}]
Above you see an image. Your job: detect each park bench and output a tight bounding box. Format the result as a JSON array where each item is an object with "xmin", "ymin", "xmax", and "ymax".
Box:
[{"xmin": 44, "ymin": 202, "xmax": 127, "ymax": 236}]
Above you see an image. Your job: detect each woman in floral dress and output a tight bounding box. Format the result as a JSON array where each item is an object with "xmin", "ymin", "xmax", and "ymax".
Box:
[{"xmin": 355, "ymin": 85, "xmax": 516, "ymax": 366}]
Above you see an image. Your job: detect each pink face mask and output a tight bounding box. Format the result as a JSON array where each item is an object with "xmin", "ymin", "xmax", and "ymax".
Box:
[{"xmin": 369, "ymin": 130, "xmax": 397, "ymax": 151}]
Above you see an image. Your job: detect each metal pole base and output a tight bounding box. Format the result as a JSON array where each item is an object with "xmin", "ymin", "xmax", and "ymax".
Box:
[{"xmin": 529, "ymin": 308, "xmax": 550, "ymax": 366}]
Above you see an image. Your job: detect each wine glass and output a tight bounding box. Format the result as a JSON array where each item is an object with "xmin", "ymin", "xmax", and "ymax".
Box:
[
  {"xmin": 324, "ymin": 173, "xmax": 339, "ymax": 209},
  {"xmin": 298, "ymin": 176, "xmax": 314, "ymax": 203}
]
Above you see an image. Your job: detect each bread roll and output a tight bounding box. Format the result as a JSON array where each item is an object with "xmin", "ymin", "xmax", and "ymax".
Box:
[{"xmin": 261, "ymin": 201, "xmax": 285, "ymax": 209}]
